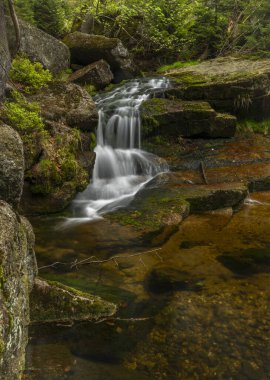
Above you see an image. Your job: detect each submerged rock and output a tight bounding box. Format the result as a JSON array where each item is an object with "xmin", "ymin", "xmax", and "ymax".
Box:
[
  {"xmin": 165, "ymin": 57, "xmax": 270, "ymax": 120},
  {"xmin": 30, "ymin": 81, "xmax": 98, "ymax": 131},
  {"xmin": 63, "ymin": 32, "xmax": 135, "ymax": 82},
  {"xmin": 147, "ymin": 265, "xmax": 203, "ymax": 293},
  {"xmin": 141, "ymin": 98, "xmax": 236, "ymax": 138},
  {"xmin": 0, "ymin": 123, "xmax": 24, "ymax": 208},
  {"xmin": 0, "ymin": 201, "xmax": 37, "ymax": 379},
  {"xmin": 30, "ymin": 278, "xmax": 117, "ymax": 324},
  {"xmin": 6, "ymin": 16, "xmax": 70, "ymax": 74},
  {"xmin": 68, "ymin": 59, "xmax": 114, "ymax": 89}
]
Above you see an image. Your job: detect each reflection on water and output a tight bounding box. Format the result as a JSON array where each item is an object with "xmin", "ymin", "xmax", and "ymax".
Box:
[{"xmin": 25, "ymin": 192, "xmax": 270, "ymax": 380}]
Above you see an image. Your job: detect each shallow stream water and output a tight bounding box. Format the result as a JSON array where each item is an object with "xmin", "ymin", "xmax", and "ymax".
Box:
[{"xmin": 24, "ymin": 80, "xmax": 270, "ymax": 380}]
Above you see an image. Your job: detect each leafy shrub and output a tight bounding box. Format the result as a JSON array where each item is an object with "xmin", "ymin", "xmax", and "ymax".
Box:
[{"xmin": 9, "ymin": 56, "xmax": 52, "ymax": 94}]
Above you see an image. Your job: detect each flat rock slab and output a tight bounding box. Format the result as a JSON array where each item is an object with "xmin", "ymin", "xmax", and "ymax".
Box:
[
  {"xmin": 164, "ymin": 57, "xmax": 270, "ymax": 119},
  {"xmin": 141, "ymin": 98, "xmax": 236, "ymax": 138},
  {"xmin": 30, "ymin": 278, "xmax": 117, "ymax": 324},
  {"xmin": 107, "ymin": 177, "xmax": 247, "ymax": 238},
  {"xmin": 147, "ymin": 134, "xmax": 270, "ymax": 192}
]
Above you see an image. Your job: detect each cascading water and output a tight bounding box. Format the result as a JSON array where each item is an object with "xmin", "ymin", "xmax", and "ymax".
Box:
[{"xmin": 68, "ymin": 78, "xmax": 170, "ymax": 225}]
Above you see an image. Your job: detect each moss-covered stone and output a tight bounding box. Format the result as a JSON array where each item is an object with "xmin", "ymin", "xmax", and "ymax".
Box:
[
  {"xmin": 164, "ymin": 57, "xmax": 270, "ymax": 120},
  {"xmin": 30, "ymin": 278, "xmax": 117, "ymax": 324},
  {"xmin": 141, "ymin": 98, "xmax": 236, "ymax": 138}
]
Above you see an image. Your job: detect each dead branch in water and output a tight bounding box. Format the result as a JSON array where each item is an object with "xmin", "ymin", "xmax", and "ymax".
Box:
[
  {"xmin": 200, "ymin": 161, "xmax": 208, "ymax": 185},
  {"xmin": 38, "ymin": 248, "xmax": 163, "ymax": 271}
]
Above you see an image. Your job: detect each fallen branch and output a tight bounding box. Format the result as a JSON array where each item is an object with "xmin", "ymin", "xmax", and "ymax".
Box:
[{"xmin": 38, "ymin": 248, "xmax": 163, "ymax": 271}]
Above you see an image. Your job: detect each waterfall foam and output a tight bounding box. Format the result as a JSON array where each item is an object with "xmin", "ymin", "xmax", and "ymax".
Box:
[{"xmin": 66, "ymin": 78, "xmax": 170, "ymax": 225}]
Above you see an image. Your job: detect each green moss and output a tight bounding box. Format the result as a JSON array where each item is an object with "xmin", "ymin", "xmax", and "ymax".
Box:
[
  {"xmin": 168, "ymin": 72, "xmax": 207, "ymax": 86},
  {"xmin": 237, "ymin": 118, "xmax": 270, "ymax": 135},
  {"xmin": 0, "ymin": 338, "xmax": 5, "ymax": 355},
  {"xmin": 157, "ymin": 60, "xmax": 199, "ymax": 73},
  {"xmin": 30, "ymin": 278, "xmax": 117, "ymax": 323},
  {"xmin": 10, "ymin": 55, "xmax": 52, "ymax": 94},
  {"xmin": 84, "ymin": 84, "xmax": 97, "ymax": 96}
]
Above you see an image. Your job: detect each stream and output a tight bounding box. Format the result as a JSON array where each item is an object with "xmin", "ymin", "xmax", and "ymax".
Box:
[{"xmin": 24, "ymin": 79, "xmax": 270, "ymax": 380}]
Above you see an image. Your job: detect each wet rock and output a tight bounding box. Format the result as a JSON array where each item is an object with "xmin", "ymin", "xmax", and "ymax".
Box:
[
  {"xmin": 30, "ymin": 81, "xmax": 98, "ymax": 131},
  {"xmin": 179, "ymin": 182, "xmax": 248, "ymax": 212},
  {"xmin": 217, "ymin": 247, "xmax": 270, "ymax": 275},
  {"xmin": 0, "ymin": 123, "xmax": 24, "ymax": 208},
  {"xmin": 165, "ymin": 57, "xmax": 270, "ymax": 119},
  {"xmin": 21, "ymin": 122, "xmax": 95, "ymax": 215},
  {"xmin": 141, "ymin": 98, "xmax": 236, "ymax": 138},
  {"xmin": 63, "ymin": 32, "xmax": 135, "ymax": 82},
  {"xmin": 147, "ymin": 265, "xmax": 203, "ymax": 293},
  {"xmin": 30, "ymin": 278, "xmax": 117, "ymax": 324},
  {"xmin": 0, "ymin": 3, "xmax": 10, "ymax": 99},
  {"xmin": 108, "ymin": 175, "xmax": 248, "ymax": 238},
  {"xmin": 0, "ymin": 201, "xmax": 37, "ymax": 379},
  {"xmin": 6, "ymin": 16, "xmax": 70, "ymax": 74},
  {"xmin": 68, "ymin": 59, "xmax": 113, "ymax": 89}
]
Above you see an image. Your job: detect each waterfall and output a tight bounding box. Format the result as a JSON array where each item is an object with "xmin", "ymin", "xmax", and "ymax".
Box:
[{"xmin": 69, "ymin": 78, "xmax": 170, "ymax": 224}]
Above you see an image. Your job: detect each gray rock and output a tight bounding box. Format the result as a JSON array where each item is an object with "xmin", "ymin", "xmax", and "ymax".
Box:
[
  {"xmin": 68, "ymin": 59, "xmax": 113, "ymax": 89},
  {"xmin": 0, "ymin": 123, "xmax": 24, "ymax": 208},
  {"xmin": 0, "ymin": 2, "xmax": 11, "ymax": 99},
  {"xmin": 30, "ymin": 81, "xmax": 98, "ymax": 131},
  {"xmin": 63, "ymin": 32, "xmax": 135, "ymax": 82},
  {"xmin": 6, "ymin": 16, "xmax": 70, "ymax": 74},
  {"xmin": 0, "ymin": 201, "xmax": 37, "ymax": 379}
]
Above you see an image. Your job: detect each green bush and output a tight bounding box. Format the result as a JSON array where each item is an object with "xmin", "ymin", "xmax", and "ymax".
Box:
[{"xmin": 10, "ymin": 56, "xmax": 52, "ymax": 94}]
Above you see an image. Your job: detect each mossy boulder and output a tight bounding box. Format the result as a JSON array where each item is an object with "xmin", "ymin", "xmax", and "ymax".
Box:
[
  {"xmin": 0, "ymin": 123, "xmax": 24, "ymax": 208},
  {"xmin": 141, "ymin": 98, "xmax": 236, "ymax": 138},
  {"xmin": 6, "ymin": 16, "xmax": 70, "ymax": 74},
  {"xmin": 0, "ymin": 201, "xmax": 37, "ymax": 379},
  {"xmin": 30, "ymin": 278, "xmax": 117, "ymax": 324},
  {"xmin": 30, "ymin": 81, "xmax": 98, "ymax": 131},
  {"xmin": 63, "ymin": 32, "xmax": 135, "ymax": 82},
  {"xmin": 165, "ymin": 57, "xmax": 270, "ymax": 120},
  {"xmin": 68, "ymin": 59, "xmax": 113, "ymax": 89}
]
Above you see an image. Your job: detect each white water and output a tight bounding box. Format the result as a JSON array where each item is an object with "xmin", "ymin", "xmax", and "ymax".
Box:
[{"xmin": 65, "ymin": 78, "xmax": 170, "ymax": 226}]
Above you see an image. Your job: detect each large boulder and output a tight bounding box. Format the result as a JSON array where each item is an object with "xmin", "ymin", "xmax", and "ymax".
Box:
[
  {"xmin": 0, "ymin": 2, "xmax": 10, "ymax": 99},
  {"xmin": 0, "ymin": 123, "xmax": 24, "ymax": 208},
  {"xmin": 6, "ymin": 16, "xmax": 70, "ymax": 74},
  {"xmin": 0, "ymin": 201, "xmax": 37, "ymax": 379},
  {"xmin": 141, "ymin": 98, "xmax": 237, "ymax": 139},
  {"xmin": 165, "ymin": 57, "xmax": 270, "ymax": 120},
  {"xmin": 68, "ymin": 59, "xmax": 113, "ymax": 89},
  {"xmin": 30, "ymin": 81, "xmax": 98, "ymax": 131},
  {"xmin": 63, "ymin": 32, "xmax": 135, "ymax": 82}
]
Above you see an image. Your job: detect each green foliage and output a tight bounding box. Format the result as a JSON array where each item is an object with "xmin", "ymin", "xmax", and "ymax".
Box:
[
  {"xmin": 14, "ymin": 0, "xmax": 36, "ymax": 24},
  {"xmin": 33, "ymin": 0, "xmax": 68, "ymax": 37},
  {"xmin": 10, "ymin": 0, "xmax": 270, "ymax": 59},
  {"xmin": 10, "ymin": 56, "xmax": 52, "ymax": 94},
  {"xmin": 83, "ymin": 84, "xmax": 97, "ymax": 96},
  {"xmin": 238, "ymin": 119, "xmax": 270, "ymax": 135}
]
